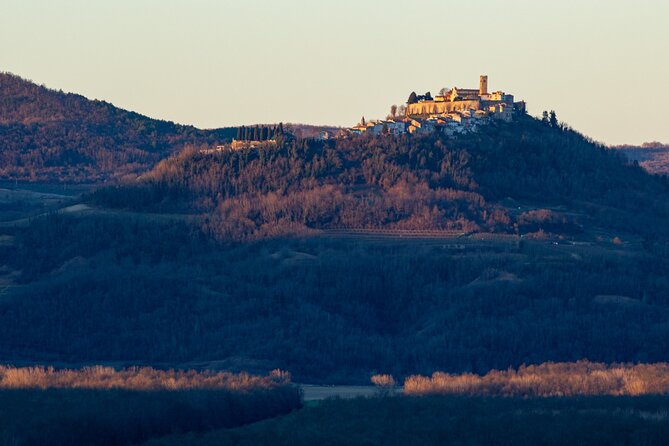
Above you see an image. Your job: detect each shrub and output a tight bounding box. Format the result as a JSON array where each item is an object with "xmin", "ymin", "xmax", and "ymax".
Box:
[{"xmin": 404, "ymin": 361, "xmax": 669, "ymax": 397}]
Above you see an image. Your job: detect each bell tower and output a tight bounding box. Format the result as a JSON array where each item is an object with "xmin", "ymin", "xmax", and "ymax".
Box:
[{"xmin": 479, "ymin": 75, "xmax": 488, "ymax": 96}]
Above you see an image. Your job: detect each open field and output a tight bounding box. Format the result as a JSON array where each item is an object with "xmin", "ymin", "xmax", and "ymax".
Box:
[
  {"xmin": 301, "ymin": 384, "xmax": 377, "ymax": 401},
  {"xmin": 0, "ymin": 182, "xmax": 193, "ymax": 227},
  {"xmin": 0, "ymin": 181, "xmax": 93, "ymax": 196},
  {"xmin": 144, "ymin": 395, "xmax": 669, "ymax": 446},
  {"xmin": 0, "ymin": 186, "xmax": 81, "ymax": 223}
]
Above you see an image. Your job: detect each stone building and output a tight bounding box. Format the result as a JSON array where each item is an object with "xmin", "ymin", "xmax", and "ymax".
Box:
[{"xmin": 405, "ymin": 75, "xmax": 525, "ymax": 121}]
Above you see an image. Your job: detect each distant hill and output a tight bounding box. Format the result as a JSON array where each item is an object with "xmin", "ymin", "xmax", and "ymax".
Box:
[
  {"xmin": 0, "ymin": 72, "xmax": 237, "ymax": 183},
  {"xmin": 613, "ymin": 142, "xmax": 669, "ymax": 175}
]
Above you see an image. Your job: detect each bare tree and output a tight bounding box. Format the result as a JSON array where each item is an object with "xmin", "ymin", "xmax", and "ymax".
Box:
[{"xmin": 371, "ymin": 374, "xmax": 396, "ymax": 396}]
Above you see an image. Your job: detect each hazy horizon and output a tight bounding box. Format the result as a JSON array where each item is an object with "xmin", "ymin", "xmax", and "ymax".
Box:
[{"xmin": 1, "ymin": 0, "xmax": 668, "ymax": 145}]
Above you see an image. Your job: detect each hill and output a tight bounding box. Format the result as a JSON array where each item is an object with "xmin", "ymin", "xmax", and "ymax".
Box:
[
  {"xmin": 2, "ymin": 116, "xmax": 669, "ymax": 383},
  {"xmin": 614, "ymin": 142, "xmax": 669, "ymax": 175},
  {"xmin": 92, "ymin": 114, "xmax": 669, "ymax": 241},
  {"xmin": 0, "ymin": 72, "xmax": 236, "ymax": 183}
]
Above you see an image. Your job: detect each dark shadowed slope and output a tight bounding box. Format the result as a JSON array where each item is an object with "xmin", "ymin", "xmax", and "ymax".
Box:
[
  {"xmin": 0, "ymin": 72, "xmax": 236, "ymax": 183},
  {"xmin": 145, "ymin": 395, "xmax": 669, "ymax": 446}
]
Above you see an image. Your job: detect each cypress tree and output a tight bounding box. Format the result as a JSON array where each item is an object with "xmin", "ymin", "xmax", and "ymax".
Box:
[{"xmin": 549, "ymin": 110, "xmax": 558, "ymax": 128}]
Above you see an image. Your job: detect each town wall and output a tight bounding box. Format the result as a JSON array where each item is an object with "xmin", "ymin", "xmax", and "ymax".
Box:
[{"xmin": 406, "ymin": 100, "xmax": 481, "ymax": 116}]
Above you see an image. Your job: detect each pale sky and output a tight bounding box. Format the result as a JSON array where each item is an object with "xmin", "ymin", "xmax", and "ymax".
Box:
[{"xmin": 1, "ymin": 0, "xmax": 667, "ymax": 145}]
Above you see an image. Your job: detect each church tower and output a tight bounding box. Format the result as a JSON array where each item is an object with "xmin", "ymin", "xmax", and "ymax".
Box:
[{"xmin": 479, "ymin": 75, "xmax": 488, "ymax": 96}]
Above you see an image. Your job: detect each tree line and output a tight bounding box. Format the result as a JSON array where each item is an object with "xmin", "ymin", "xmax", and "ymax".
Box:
[
  {"xmin": 403, "ymin": 361, "xmax": 669, "ymax": 397},
  {"xmin": 236, "ymin": 123, "xmax": 285, "ymax": 141}
]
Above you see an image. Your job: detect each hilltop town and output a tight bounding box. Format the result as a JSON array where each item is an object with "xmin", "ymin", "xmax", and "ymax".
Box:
[
  {"xmin": 209, "ymin": 75, "xmax": 526, "ymax": 151},
  {"xmin": 350, "ymin": 75, "xmax": 526, "ymax": 137}
]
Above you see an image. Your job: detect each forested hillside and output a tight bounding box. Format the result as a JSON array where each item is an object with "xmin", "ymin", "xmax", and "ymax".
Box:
[
  {"xmin": 3, "ymin": 118, "xmax": 669, "ymax": 381},
  {"xmin": 0, "ymin": 73, "xmax": 236, "ymax": 182},
  {"xmin": 2, "ymin": 91, "xmax": 669, "ymax": 383},
  {"xmin": 5, "ymin": 211, "xmax": 669, "ymax": 382},
  {"xmin": 93, "ymin": 115, "xmax": 669, "ymax": 240}
]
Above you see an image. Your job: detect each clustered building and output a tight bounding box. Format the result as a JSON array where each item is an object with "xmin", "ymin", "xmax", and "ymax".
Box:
[{"xmin": 350, "ymin": 75, "xmax": 525, "ymax": 136}]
